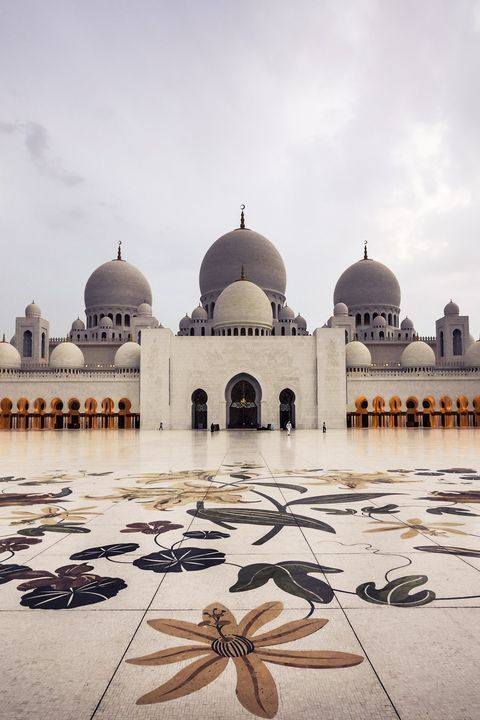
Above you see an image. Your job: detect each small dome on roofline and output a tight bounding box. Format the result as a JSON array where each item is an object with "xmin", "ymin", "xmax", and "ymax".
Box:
[
  {"xmin": 444, "ymin": 300, "xmax": 460, "ymax": 316},
  {"xmin": 99, "ymin": 316, "xmax": 113, "ymax": 328},
  {"xmin": 465, "ymin": 341, "xmax": 480, "ymax": 367},
  {"xmin": 0, "ymin": 341, "xmax": 21, "ymax": 369},
  {"xmin": 25, "ymin": 301, "xmax": 41, "ymax": 318},
  {"xmin": 373, "ymin": 315, "xmax": 387, "ymax": 328},
  {"xmin": 192, "ymin": 305, "xmax": 208, "ymax": 321},
  {"xmin": 179, "ymin": 314, "xmax": 190, "ymax": 330},
  {"xmin": 137, "ymin": 302, "xmax": 152, "ymax": 316},
  {"xmin": 279, "ymin": 304, "xmax": 295, "ymax": 321},
  {"xmin": 71, "ymin": 318, "xmax": 85, "ymax": 331},
  {"xmin": 400, "ymin": 341, "xmax": 435, "ymax": 368},
  {"xmin": 401, "ymin": 317, "xmax": 414, "ymax": 330},
  {"xmin": 345, "ymin": 341, "xmax": 371, "ymax": 367},
  {"xmin": 333, "ymin": 302, "xmax": 348, "ymax": 317},
  {"xmin": 50, "ymin": 342, "xmax": 85, "ymax": 369},
  {"xmin": 295, "ymin": 313, "xmax": 307, "ymax": 329},
  {"xmin": 114, "ymin": 341, "xmax": 141, "ymax": 368}
]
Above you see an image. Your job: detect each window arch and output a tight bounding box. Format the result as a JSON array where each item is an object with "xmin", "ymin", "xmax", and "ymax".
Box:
[
  {"xmin": 124, "ymin": 314, "xmax": 130, "ymax": 327},
  {"xmin": 364, "ymin": 312, "xmax": 370, "ymax": 325},
  {"xmin": 23, "ymin": 330, "xmax": 32, "ymax": 357},
  {"xmin": 453, "ymin": 329, "xmax": 462, "ymax": 355},
  {"xmin": 115, "ymin": 313, "xmax": 122, "ymax": 326},
  {"xmin": 355, "ymin": 313, "xmax": 361, "ymax": 326},
  {"xmin": 41, "ymin": 332, "xmax": 46, "ymax": 358}
]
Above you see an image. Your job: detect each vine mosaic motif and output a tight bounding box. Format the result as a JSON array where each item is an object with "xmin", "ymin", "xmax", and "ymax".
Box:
[{"xmin": 2, "ymin": 462, "xmax": 480, "ymax": 717}]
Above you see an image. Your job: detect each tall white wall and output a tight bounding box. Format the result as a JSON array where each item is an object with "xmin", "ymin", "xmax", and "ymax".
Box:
[{"xmin": 140, "ymin": 328, "xmax": 347, "ymax": 430}]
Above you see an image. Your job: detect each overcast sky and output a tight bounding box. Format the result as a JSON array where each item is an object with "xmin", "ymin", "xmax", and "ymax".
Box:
[{"xmin": 1, "ymin": 0, "xmax": 480, "ymax": 340}]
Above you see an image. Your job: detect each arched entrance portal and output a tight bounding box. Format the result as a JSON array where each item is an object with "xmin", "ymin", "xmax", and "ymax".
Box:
[
  {"xmin": 227, "ymin": 375, "xmax": 260, "ymax": 428},
  {"xmin": 192, "ymin": 389, "xmax": 208, "ymax": 429},
  {"xmin": 279, "ymin": 389, "xmax": 295, "ymax": 429}
]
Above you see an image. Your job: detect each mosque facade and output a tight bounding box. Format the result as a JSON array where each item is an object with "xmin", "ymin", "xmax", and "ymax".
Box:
[{"xmin": 1, "ymin": 209, "xmax": 480, "ymax": 431}]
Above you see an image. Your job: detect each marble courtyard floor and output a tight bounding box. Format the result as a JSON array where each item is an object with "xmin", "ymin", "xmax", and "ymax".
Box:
[{"xmin": 1, "ymin": 429, "xmax": 480, "ymax": 720}]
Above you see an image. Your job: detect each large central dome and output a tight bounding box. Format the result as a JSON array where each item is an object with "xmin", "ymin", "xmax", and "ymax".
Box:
[
  {"xmin": 334, "ymin": 257, "xmax": 401, "ymax": 308},
  {"xmin": 84, "ymin": 258, "xmax": 152, "ymax": 310},
  {"xmin": 199, "ymin": 227, "xmax": 287, "ymax": 301}
]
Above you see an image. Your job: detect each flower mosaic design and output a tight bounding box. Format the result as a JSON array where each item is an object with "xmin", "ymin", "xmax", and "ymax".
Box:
[
  {"xmin": 127, "ymin": 601, "xmax": 363, "ymax": 718},
  {"xmin": 365, "ymin": 517, "xmax": 467, "ymax": 539},
  {"xmin": 129, "ymin": 470, "xmax": 220, "ymax": 485},
  {"xmin": 121, "ymin": 520, "xmax": 184, "ymax": 535},
  {"xmin": 4, "ymin": 505, "xmax": 99, "ymax": 526},
  {"xmin": 0, "ymin": 536, "xmax": 43, "ymax": 552},
  {"xmin": 272, "ymin": 470, "xmax": 412, "ymax": 490},
  {"xmin": 88, "ymin": 482, "xmax": 249, "ymax": 510}
]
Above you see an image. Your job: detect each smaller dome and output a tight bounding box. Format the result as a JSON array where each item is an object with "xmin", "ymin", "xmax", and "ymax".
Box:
[
  {"xmin": 345, "ymin": 341, "xmax": 371, "ymax": 367},
  {"xmin": 279, "ymin": 304, "xmax": 295, "ymax": 320},
  {"xmin": 465, "ymin": 341, "xmax": 480, "ymax": 367},
  {"xmin": 295, "ymin": 313, "xmax": 307, "ymax": 329},
  {"xmin": 191, "ymin": 305, "xmax": 208, "ymax": 321},
  {"xmin": 400, "ymin": 341, "xmax": 435, "ymax": 368},
  {"xmin": 179, "ymin": 314, "xmax": 191, "ymax": 330},
  {"xmin": 0, "ymin": 341, "xmax": 21, "ymax": 369},
  {"xmin": 114, "ymin": 341, "xmax": 141, "ymax": 368},
  {"xmin": 99, "ymin": 316, "xmax": 113, "ymax": 328},
  {"xmin": 373, "ymin": 316, "xmax": 387, "ymax": 328},
  {"xmin": 50, "ymin": 342, "xmax": 85, "ymax": 369},
  {"xmin": 71, "ymin": 318, "xmax": 85, "ymax": 331},
  {"xmin": 444, "ymin": 300, "xmax": 460, "ymax": 316},
  {"xmin": 137, "ymin": 302, "xmax": 152, "ymax": 317},
  {"xmin": 401, "ymin": 317, "xmax": 414, "ymax": 330},
  {"xmin": 333, "ymin": 302, "xmax": 348, "ymax": 317},
  {"xmin": 25, "ymin": 301, "xmax": 41, "ymax": 317},
  {"xmin": 213, "ymin": 279, "xmax": 273, "ymax": 330}
]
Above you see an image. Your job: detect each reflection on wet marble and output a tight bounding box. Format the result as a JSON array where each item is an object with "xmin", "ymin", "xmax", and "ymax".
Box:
[{"xmin": 1, "ymin": 428, "xmax": 480, "ymax": 719}]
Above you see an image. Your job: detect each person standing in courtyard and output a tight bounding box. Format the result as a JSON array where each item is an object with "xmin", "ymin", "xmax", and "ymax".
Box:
[
  {"xmin": 286, "ymin": 420, "xmax": 292, "ymax": 435},
  {"xmin": 323, "ymin": 421, "xmax": 326, "ymax": 433}
]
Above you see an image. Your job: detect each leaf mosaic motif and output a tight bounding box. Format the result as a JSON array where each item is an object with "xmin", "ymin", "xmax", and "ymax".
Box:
[
  {"xmin": 356, "ymin": 575, "xmax": 436, "ymax": 607},
  {"xmin": 70, "ymin": 543, "xmax": 139, "ymax": 560},
  {"xmin": 133, "ymin": 547, "xmax": 226, "ymax": 573}
]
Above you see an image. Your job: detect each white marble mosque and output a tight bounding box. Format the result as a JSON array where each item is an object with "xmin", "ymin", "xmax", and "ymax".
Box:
[{"xmin": 1, "ymin": 207, "xmax": 480, "ymax": 431}]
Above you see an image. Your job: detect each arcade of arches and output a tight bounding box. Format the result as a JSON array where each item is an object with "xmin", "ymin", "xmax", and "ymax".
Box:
[
  {"xmin": 0, "ymin": 397, "xmax": 138, "ymax": 430},
  {"xmin": 349, "ymin": 394, "xmax": 480, "ymax": 428},
  {"xmin": 190, "ymin": 378, "xmax": 297, "ymax": 430}
]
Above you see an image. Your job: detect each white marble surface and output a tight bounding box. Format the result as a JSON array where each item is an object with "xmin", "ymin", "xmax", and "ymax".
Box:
[{"xmin": 0, "ymin": 428, "xmax": 479, "ymax": 720}]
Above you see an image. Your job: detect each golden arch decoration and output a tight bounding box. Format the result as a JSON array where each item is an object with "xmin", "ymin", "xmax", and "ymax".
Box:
[
  {"xmin": 473, "ymin": 396, "xmax": 480, "ymax": 427},
  {"xmin": 422, "ymin": 396, "xmax": 435, "ymax": 428},
  {"xmin": 372, "ymin": 396, "xmax": 385, "ymax": 428},
  {"xmin": 457, "ymin": 395, "xmax": 469, "ymax": 428},
  {"xmin": 85, "ymin": 398, "xmax": 98, "ymax": 429},
  {"xmin": 50, "ymin": 397, "xmax": 65, "ymax": 430},
  {"xmin": 389, "ymin": 396, "xmax": 402, "ymax": 428},
  {"xmin": 101, "ymin": 397, "xmax": 115, "ymax": 429},
  {"xmin": 33, "ymin": 398, "xmax": 47, "ymax": 430},
  {"xmin": 354, "ymin": 396, "xmax": 369, "ymax": 428},
  {"xmin": 439, "ymin": 395, "xmax": 453, "ymax": 428},
  {"xmin": 0, "ymin": 397, "xmax": 13, "ymax": 430},
  {"xmin": 118, "ymin": 397, "xmax": 133, "ymax": 429},
  {"xmin": 405, "ymin": 396, "xmax": 418, "ymax": 427},
  {"xmin": 17, "ymin": 397, "xmax": 30, "ymax": 430}
]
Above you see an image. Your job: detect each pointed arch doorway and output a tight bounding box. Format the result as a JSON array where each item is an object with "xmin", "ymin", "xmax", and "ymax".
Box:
[{"xmin": 226, "ymin": 374, "xmax": 261, "ymax": 428}]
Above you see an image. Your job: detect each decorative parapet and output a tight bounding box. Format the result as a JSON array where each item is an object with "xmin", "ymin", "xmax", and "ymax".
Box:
[
  {"xmin": 347, "ymin": 366, "xmax": 480, "ymax": 377},
  {"xmin": 0, "ymin": 368, "xmax": 139, "ymax": 380}
]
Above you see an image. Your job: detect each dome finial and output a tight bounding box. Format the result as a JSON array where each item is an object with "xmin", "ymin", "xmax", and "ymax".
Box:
[
  {"xmin": 363, "ymin": 240, "xmax": 368, "ymax": 260},
  {"xmin": 240, "ymin": 264, "xmax": 246, "ymax": 280},
  {"xmin": 117, "ymin": 240, "xmax": 122, "ymax": 260},
  {"xmin": 240, "ymin": 204, "xmax": 245, "ymax": 229}
]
